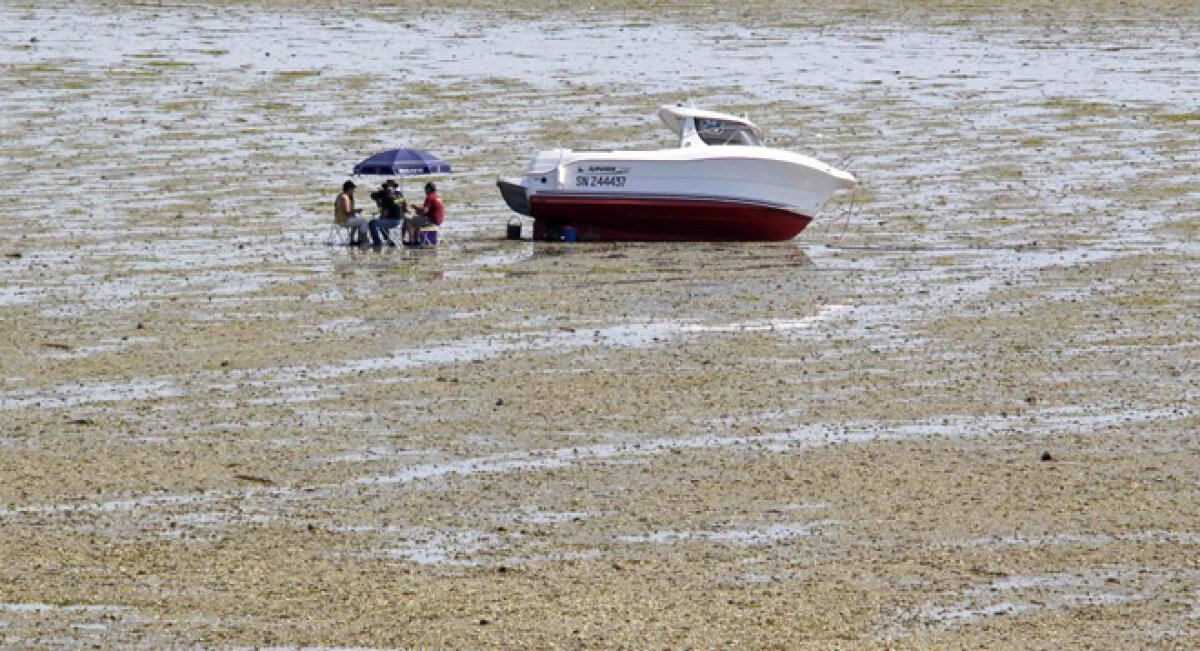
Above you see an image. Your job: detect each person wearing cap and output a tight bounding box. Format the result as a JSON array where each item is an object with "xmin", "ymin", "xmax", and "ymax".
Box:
[
  {"xmin": 406, "ymin": 182, "xmax": 444, "ymax": 244},
  {"xmin": 367, "ymin": 179, "xmax": 408, "ymax": 246},
  {"xmin": 333, "ymin": 180, "xmax": 367, "ymax": 245}
]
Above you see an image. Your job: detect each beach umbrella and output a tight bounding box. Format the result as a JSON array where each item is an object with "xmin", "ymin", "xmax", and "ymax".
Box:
[{"xmin": 353, "ymin": 148, "xmax": 451, "ymax": 176}]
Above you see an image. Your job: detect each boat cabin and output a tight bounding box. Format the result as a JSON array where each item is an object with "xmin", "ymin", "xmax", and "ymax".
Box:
[{"xmin": 657, "ymin": 105, "xmax": 765, "ymax": 149}]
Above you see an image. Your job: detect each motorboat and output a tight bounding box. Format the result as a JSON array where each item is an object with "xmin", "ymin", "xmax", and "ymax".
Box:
[{"xmin": 497, "ymin": 105, "xmax": 857, "ymax": 241}]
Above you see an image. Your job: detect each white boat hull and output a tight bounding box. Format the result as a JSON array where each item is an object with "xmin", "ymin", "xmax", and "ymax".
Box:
[{"xmin": 499, "ymin": 106, "xmax": 857, "ymax": 241}]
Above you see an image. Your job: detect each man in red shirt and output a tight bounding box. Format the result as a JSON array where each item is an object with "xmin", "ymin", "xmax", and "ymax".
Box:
[
  {"xmin": 415, "ymin": 182, "xmax": 444, "ymax": 225},
  {"xmin": 407, "ymin": 181, "xmax": 445, "ymax": 244}
]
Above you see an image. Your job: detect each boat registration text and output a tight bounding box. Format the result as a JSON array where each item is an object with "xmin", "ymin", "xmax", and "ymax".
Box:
[
  {"xmin": 576, "ymin": 175, "xmax": 627, "ymax": 188},
  {"xmin": 574, "ymin": 165, "xmax": 630, "ymax": 189}
]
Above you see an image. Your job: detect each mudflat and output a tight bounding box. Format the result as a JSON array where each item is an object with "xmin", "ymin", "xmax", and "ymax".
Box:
[{"xmin": 1, "ymin": 1, "xmax": 1197, "ymax": 647}]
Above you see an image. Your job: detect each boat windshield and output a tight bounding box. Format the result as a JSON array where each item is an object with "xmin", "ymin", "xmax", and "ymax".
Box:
[{"xmin": 695, "ymin": 118, "xmax": 762, "ymax": 146}]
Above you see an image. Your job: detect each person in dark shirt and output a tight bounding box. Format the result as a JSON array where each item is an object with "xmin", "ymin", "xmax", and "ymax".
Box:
[{"xmin": 368, "ymin": 179, "xmax": 408, "ymax": 246}]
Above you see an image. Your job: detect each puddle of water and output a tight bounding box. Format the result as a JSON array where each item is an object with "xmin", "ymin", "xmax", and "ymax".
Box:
[
  {"xmin": 512, "ymin": 550, "xmax": 605, "ymax": 565},
  {"xmin": 0, "ymin": 488, "xmax": 268, "ymax": 518},
  {"xmin": 339, "ymin": 526, "xmax": 511, "ymax": 567},
  {"xmin": 0, "ymin": 286, "xmax": 34, "ymax": 307},
  {"xmin": 309, "ymin": 447, "xmax": 427, "ymax": 464},
  {"xmin": 909, "ymin": 567, "xmax": 1200, "ymax": 628},
  {"xmin": 488, "ymin": 509, "xmax": 591, "ymax": 525},
  {"xmin": 0, "ymin": 379, "xmax": 185, "ymax": 411},
  {"xmin": 919, "ymin": 601, "xmax": 1043, "ymax": 624},
  {"xmin": 617, "ymin": 521, "xmax": 837, "ymax": 546},
  {"xmin": 678, "ymin": 305, "xmax": 849, "ymax": 332},
  {"xmin": 967, "ymin": 530, "xmax": 1200, "ymax": 549},
  {"xmin": 0, "ymin": 603, "xmax": 130, "ymax": 613}
]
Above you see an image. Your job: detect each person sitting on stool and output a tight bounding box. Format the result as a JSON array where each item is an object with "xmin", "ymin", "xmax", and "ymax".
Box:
[
  {"xmin": 333, "ymin": 180, "xmax": 367, "ymax": 245},
  {"xmin": 368, "ymin": 179, "xmax": 408, "ymax": 247},
  {"xmin": 406, "ymin": 181, "xmax": 444, "ymax": 245}
]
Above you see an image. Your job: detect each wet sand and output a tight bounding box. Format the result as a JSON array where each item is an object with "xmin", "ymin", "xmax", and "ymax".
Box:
[{"xmin": 1, "ymin": 1, "xmax": 1198, "ymax": 647}]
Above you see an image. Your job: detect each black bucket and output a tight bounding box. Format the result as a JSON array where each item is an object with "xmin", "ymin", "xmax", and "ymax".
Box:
[{"xmin": 506, "ymin": 218, "xmax": 522, "ymax": 240}]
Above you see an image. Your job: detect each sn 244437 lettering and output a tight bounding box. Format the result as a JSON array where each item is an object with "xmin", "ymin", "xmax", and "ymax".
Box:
[{"xmin": 576, "ymin": 175, "xmax": 627, "ymax": 188}]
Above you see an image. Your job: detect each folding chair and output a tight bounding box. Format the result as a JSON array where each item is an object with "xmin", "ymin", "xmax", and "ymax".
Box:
[
  {"xmin": 326, "ymin": 222, "xmax": 351, "ymax": 246},
  {"xmin": 379, "ymin": 221, "xmax": 403, "ymax": 247}
]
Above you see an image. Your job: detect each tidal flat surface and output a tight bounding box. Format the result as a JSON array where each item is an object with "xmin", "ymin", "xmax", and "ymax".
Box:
[{"xmin": 1, "ymin": 0, "xmax": 1198, "ymax": 647}]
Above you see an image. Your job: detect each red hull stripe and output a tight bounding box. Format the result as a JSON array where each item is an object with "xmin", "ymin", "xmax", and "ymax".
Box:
[{"xmin": 529, "ymin": 193, "xmax": 813, "ymax": 242}]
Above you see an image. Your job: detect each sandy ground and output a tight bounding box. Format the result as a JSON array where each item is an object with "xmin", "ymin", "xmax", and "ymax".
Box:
[{"xmin": 1, "ymin": 0, "xmax": 1199, "ymax": 647}]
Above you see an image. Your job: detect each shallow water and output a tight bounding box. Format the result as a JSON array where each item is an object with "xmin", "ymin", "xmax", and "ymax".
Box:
[{"xmin": 2, "ymin": 1, "xmax": 1199, "ymax": 646}]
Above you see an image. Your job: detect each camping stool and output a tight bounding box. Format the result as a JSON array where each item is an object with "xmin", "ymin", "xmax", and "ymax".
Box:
[
  {"xmin": 418, "ymin": 226, "xmax": 439, "ymax": 247},
  {"xmin": 326, "ymin": 222, "xmax": 351, "ymax": 246}
]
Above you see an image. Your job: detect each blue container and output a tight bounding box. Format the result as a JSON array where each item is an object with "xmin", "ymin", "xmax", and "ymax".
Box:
[
  {"xmin": 561, "ymin": 226, "xmax": 578, "ymax": 242},
  {"xmin": 419, "ymin": 227, "xmax": 439, "ymax": 247}
]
